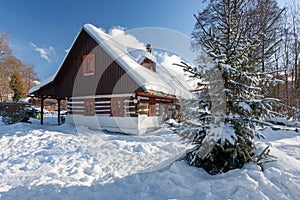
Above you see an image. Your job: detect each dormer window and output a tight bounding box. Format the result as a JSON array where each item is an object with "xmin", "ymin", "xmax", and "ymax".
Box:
[{"xmin": 83, "ymin": 54, "xmax": 95, "ymax": 76}]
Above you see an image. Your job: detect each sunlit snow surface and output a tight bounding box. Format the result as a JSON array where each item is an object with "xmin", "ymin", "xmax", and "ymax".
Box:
[{"xmin": 0, "ymin": 116, "xmax": 300, "ymax": 199}]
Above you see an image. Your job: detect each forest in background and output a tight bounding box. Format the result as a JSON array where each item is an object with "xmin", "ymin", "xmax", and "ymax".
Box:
[
  {"xmin": 264, "ymin": 0, "xmax": 300, "ymax": 118},
  {"xmin": 191, "ymin": 0, "xmax": 300, "ymax": 119}
]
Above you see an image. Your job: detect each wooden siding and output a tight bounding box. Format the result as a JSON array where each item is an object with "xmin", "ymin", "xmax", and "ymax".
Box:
[
  {"xmin": 66, "ymin": 93, "xmax": 179, "ymax": 120},
  {"xmin": 33, "ymin": 29, "xmax": 143, "ymax": 98},
  {"xmin": 67, "ymin": 96, "xmax": 137, "ymax": 117}
]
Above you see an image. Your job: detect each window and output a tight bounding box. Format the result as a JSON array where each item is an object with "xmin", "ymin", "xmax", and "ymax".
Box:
[
  {"xmin": 111, "ymin": 97, "xmax": 124, "ymax": 117},
  {"xmin": 84, "ymin": 98, "xmax": 95, "ymax": 116},
  {"xmin": 83, "ymin": 54, "xmax": 95, "ymax": 76},
  {"xmin": 148, "ymin": 97, "xmax": 156, "ymax": 116}
]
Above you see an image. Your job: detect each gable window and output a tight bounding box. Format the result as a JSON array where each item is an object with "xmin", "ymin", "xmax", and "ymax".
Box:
[
  {"xmin": 83, "ymin": 54, "xmax": 95, "ymax": 76},
  {"xmin": 84, "ymin": 98, "xmax": 95, "ymax": 116}
]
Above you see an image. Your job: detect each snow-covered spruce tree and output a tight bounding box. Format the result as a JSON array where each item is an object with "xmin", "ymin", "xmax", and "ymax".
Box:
[{"xmin": 179, "ymin": 0, "xmax": 281, "ymax": 174}]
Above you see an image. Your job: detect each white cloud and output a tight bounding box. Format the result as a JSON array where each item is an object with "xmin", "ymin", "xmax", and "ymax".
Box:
[
  {"xmin": 159, "ymin": 52, "xmax": 197, "ymax": 90},
  {"xmin": 108, "ymin": 27, "xmax": 145, "ymax": 49},
  {"xmin": 29, "ymin": 42, "xmax": 56, "ymax": 63},
  {"xmin": 160, "ymin": 53, "xmax": 182, "ymax": 69}
]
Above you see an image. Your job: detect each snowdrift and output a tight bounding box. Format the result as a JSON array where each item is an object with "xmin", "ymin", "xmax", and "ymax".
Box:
[{"xmin": 0, "ymin": 116, "xmax": 299, "ymax": 199}]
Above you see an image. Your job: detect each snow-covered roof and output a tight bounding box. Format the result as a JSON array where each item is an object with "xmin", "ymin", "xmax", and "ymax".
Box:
[
  {"xmin": 18, "ymin": 97, "xmax": 31, "ymax": 103},
  {"xmin": 29, "ymin": 74, "xmax": 56, "ymax": 94},
  {"xmin": 30, "ymin": 24, "xmax": 192, "ymax": 99},
  {"xmin": 128, "ymin": 48, "xmax": 156, "ymax": 65}
]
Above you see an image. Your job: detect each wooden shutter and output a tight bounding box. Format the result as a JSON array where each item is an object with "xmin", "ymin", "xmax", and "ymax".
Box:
[
  {"xmin": 148, "ymin": 97, "xmax": 156, "ymax": 116},
  {"xmin": 84, "ymin": 98, "xmax": 95, "ymax": 116},
  {"xmin": 110, "ymin": 97, "xmax": 124, "ymax": 117}
]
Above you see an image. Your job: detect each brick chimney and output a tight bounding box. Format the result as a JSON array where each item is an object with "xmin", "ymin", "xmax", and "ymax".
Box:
[{"xmin": 141, "ymin": 44, "xmax": 156, "ymax": 72}]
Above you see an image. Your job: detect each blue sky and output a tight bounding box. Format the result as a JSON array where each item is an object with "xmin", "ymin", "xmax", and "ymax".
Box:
[
  {"xmin": 0, "ymin": 0, "xmax": 288, "ymax": 80},
  {"xmin": 0, "ymin": 0, "xmax": 205, "ymax": 80}
]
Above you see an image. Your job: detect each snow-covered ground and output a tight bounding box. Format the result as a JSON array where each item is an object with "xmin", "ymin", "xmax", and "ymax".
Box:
[{"xmin": 0, "ymin": 116, "xmax": 300, "ymax": 199}]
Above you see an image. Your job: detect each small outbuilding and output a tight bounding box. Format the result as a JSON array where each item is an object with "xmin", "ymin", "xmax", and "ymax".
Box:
[{"xmin": 29, "ymin": 24, "xmax": 192, "ymax": 134}]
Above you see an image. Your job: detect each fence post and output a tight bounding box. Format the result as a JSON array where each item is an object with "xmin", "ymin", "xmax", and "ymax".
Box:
[
  {"xmin": 57, "ymin": 98, "xmax": 61, "ymax": 125},
  {"xmin": 41, "ymin": 97, "xmax": 44, "ymax": 125}
]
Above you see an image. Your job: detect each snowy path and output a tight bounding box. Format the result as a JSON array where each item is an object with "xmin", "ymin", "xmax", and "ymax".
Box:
[{"xmin": 0, "ymin": 117, "xmax": 300, "ymax": 199}]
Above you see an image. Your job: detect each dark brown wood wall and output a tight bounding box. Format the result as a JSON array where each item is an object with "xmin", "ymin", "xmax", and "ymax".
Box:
[
  {"xmin": 67, "ymin": 96, "xmax": 137, "ymax": 117},
  {"xmin": 35, "ymin": 29, "xmax": 143, "ymax": 98}
]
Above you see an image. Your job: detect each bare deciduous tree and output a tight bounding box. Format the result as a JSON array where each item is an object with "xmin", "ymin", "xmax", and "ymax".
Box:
[
  {"xmin": 0, "ymin": 33, "xmax": 12, "ymax": 61},
  {"xmin": 0, "ymin": 34, "xmax": 39, "ymax": 101}
]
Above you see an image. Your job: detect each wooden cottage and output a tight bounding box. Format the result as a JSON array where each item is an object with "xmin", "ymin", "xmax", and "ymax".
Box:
[{"xmin": 29, "ymin": 24, "xmax": 192, "ymax": 134}]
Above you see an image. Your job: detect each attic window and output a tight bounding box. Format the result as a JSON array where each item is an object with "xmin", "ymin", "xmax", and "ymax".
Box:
[{"xmin": 83, "ymin": 54, "xmax": 95, "ymax": 76}]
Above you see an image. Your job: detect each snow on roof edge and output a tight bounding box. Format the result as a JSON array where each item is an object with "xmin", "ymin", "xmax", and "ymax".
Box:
[
  {"xmin": 30, "ymin": 23, "xmax": 193, "ymax": 99},
  {"xmin": 83, "ymin": 24, "xmax": 149, "ymax": 92},
  {"xmin": 83, "ymin": 24, "xmax": 192, "ymax": 99}
]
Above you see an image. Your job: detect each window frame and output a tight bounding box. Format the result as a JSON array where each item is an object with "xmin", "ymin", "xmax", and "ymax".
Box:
[{"xmin": 83, "ymin": 54, "xmax": 95, "ymax": 76}]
